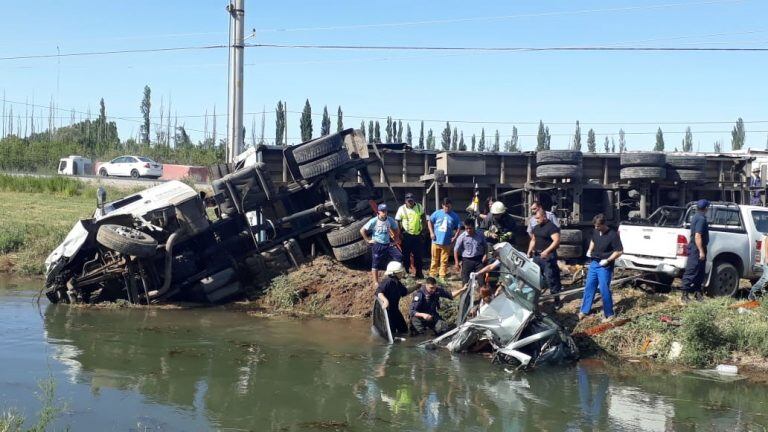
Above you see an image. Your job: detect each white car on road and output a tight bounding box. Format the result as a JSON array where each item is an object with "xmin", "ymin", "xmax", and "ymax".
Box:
[{"xmin": 98, "ymin": 156, "xmax": 163, "ymax": 179}]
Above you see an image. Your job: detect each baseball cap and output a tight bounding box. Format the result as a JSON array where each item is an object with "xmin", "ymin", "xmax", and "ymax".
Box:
[
  {"xmin": 753, "ymin": 167, "xmax": 761, "ymax": 172},
  {"xmin": 405, "ymin": 193, "xmax": 415, "ymax": 201},
  {"xmin": 696, "ymin": 199, "xmax": 710, "ymax": 209},
  {"xmin": 377, "ymin": 203, "xmax": 388, "ymax": 211}
]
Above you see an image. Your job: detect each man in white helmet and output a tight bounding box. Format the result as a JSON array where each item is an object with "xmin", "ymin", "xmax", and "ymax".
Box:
[
  {"xmin": 480, "ymin": 201, "xmax": 517, "ymax": 245},
  {"xmin": 375, "ymin": 261, "xmax": 417, "ymax": 335}
]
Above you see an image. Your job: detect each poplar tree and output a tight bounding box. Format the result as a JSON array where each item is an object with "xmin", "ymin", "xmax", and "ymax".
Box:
[
  {"xmin": 426, "ymin": 129, "xmax": 435, "ymax": 150},
  {"xmin": 451, "ymin": 127, "xmax": 458, "ymax": 151},
  {"xmin": 321, "ymin": 106, "xmax": 331, "ymax": 136},
  {"xmin": 419, "ymin": 121, "xmax": 425, "ymax": 149},
  {"xmin": 406, "ymin": 124, "xmax": 412, "ymax": 146},
  {"xmin": 682, "ymin": 127, "xmax": 693, "ymax": 152},
  {"xmin": 714, "ymin": 140, "xmax": 722, "ymax": 152},
  {"xmin": 300, "ymin": 99, "xmax": 313, "ymax": 141},
  {"xmin": 619, "ymin": 129, "xmax": 626, "ymax": 152},
  {"xmin": 337, "ymin": 106, "xmax": 343, "ymax": 132},
  {"xmin": 471, "ymin": 134, "xmax": 476, "ymax": 151},
  {"xmin": 441, "ymin": 122, "xmax": 451, "ymax": 150},
  {"xmin": 587, "ymin": 129, "xmax": 596, "ymax": 153},
  {"xmin": 368, "ymin": 120, "xmax": 374, "ymax": 143},
  {"xmin": 386, "ymin": 116, "xmax": 393, "ymax": 143},
  {"xmin": 510, "ymin": 126, "xmax": 519, "ymax": 152},
  {"xmin": 572, "ymin": 121, "xmax": 582, "ymax": 150},
  {"xmin": 731, "ymin": 117, "xmax": 745, "ymax": 150},
  {"xmin": 360, "ymin": 121, "xmax": 366, "ymax": 140},
  {"xmin": 140, "ymin": 85, "xmax": 151, "ymax": 145},
  {"xmin": 536, "ymin": 121, "xmax": 546, "ymax": 151},
  {"xmin": 654, "ymin": 127, "xmax": 665, "ymax": 151},
  {"xmin": 459, "ymin": 132, "xmax": 466, "ymax": 151},
  {"xmin": 374, "ymin": 121, "xmax": 381, "ymax": 143},
  {"xmin": 493, "ymin": 130, "xmax": 500, "ymax": 151},
  {"xmin": 275, "ymin": 101, "xmax": 285, "ymax": 146},
  {"xmin": 397, "ymin": 120, "xmax": 403, "ymax": 143},
  {"xmin": 603, "ymin": 136, "xmax": 610, "ymax": 153},
  {"xmin": 544, "ymin": 127, "xmax": 551, "ymax": 149},
  {"xmin": 611, "ymin": 138, "xmax": 616, "ymax": 153},
  {"xmin": 479, "ymin": 128, "xmax": 486, "ymax": 151}
]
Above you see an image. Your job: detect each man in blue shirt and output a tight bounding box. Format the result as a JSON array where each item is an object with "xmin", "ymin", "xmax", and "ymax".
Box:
[
  {"xmin": 453, "ymin": 218, "xmax": 488, "ymax": 285},
  {"xmin": 427, "ymin": 198, "xmax": 461, "ymax": 280},
  {"xmin": 409, "ymin": 277, "xmax": 467, "ymax": 336},
  {"xmin": 681, "ymin": 199, "xmax": 710, "ymax": 302},
  {"xmin": 361, "ymin": 204, "xmax": 402, "ymax": 286}
]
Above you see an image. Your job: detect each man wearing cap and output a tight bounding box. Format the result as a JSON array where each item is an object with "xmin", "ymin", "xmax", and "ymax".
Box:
[
  {"xmin": 395, "ymin": 193, "xmax": 427, "ymax": 279},
  {"xmin": 376, "ymin": 261, "xmax": 418, "ymax": 335},
  {"xmin": 428, "ymin": 198, "xmax": 462, "ymax": 280},
  {"xmin": 750, "ymin": 167, "xmax": 762, "ymax": 206},
  {"xmin": 361, "ymin": 204, "xmax": 402, "ymax": 286},
  {"xmin": 681, "ymin": 199, "xmax": 710, "ymax": 302},
  {"xmin": 409, "ymin": 277, "xmax": 468, "ymax": 336},
  {"xmin": 480, "ymin": 201, "xmax": 517, "ymax": 245}
]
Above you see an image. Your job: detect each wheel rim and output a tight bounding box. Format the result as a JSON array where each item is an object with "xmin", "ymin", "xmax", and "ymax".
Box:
[
  {"xmin": 716, "ymin": 268, "xmax": 738, "ymax": 296},
  {"xmin": 131, "ymin": 171, "xmax": 139, "ymax": 178},
  {"xmin": 112, "ymin": 226, "xmax": 147, "ymax": 241},
  {"xmin": 100, "ymin": 169, "xmax": 107, "ymax": 176}
]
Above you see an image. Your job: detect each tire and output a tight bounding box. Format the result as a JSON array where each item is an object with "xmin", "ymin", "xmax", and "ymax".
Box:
[
  {"xmin": 327, "ymin": 218, "xmax": 369, "ymax": 247},
  {"xmin": 620, "ymin": 166, "xmax": 666, "ymax": 180},
  {"xmin": 666, "ymin": 155, "xmax": 706, "ymax": 170},
  {"xmin": 130, "ymin": 169, "xmax": 140, "ymax": 179},
  {"xmin": 293, "ymin": 135, "xmax": 344, "ymax": 164},
  {"xmin": 558, "ymin": 245, "xmax": 583, "ymax": 259},
  {"xmin": 707, "ymin": 261, "xmax": 740, "ymax": 297},
  {"xmin": 96, "ymin": 224, "xmax": 158, "ymax": 258},
  {"xmin": 668, "ymin": 168, "xmax": 706, "ymax": 183},
  {"xmin": 536, "ymin": 150, "xmax": 583, "ymax": 166},
  {"xmin": 620, "ymin": 152, "xmax": 666, "ymax": 167},
  {"xmin": 560, "ymin": 229, "xmax": 582, "ymax": 245},
  {"xmin": 298, "ymin": 150, "xmax": 350, "ymax": 179},
  {"xmin": 536, "ymin": 164, "xmax": 582, "ymax": 179},
  {"xmin": 99, "ymin": 168, "xmax": 108, "ymax": 177},
  {"xmin": 332, "ymin": 239, "xmax": 370, "ymax": 262}
]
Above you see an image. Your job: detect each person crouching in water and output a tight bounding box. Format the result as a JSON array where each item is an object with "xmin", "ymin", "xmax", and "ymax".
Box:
[
  {"xmin": 579, "ymin": 214, "xmax": 623, "ymax": 322},
  {"xmin": 410, "ymin": 277, "xmax": 467, "ymax": 336},
  {"xmin": 375, "ymin": 261, "xmax": 417, "ymax": 335}
]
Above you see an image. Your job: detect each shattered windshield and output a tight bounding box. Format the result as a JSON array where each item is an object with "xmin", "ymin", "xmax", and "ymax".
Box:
[{"xmin": 495, "ymin": 243, "xmax": 542, "ymax": 308}]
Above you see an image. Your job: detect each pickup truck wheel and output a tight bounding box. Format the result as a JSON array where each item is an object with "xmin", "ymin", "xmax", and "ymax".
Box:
[
  {"xmin": 298, "ymin": 150, "xmax": 350, "ymax": 179},
  {"xmin": 666, "ymin": 155, "xmax": 706, "ymax": 170},
  {"xmin": 327, "ymin": 218, "xmax": 368, "ymax": 247},
  {"xmin": 559, "ymin": 229, "xmax": 582, "ymax": 245},
  {"xmin": 558, "ymin": 245, "xmax": 583, "ymax": 259},
  {"xmin": 536, "ymin": 164, "xmax": 582, "ymax": 179},
  {"xmin": 708, "ymin": 262, "xmax": 740, "ymax": 297},
  {"xmin": 96, "ymin": 224, "xmax": 158, "ymax": 258},
  {"xmin": 536, "ymin": 150, "xmax": 583, "ymax": 166},
  {"xmin": 620, "ymin": 166, "xmax": 666, "ymax": 180},
  {"xmin": 292, "ymin": 135, "xmax": 344, "ymax": 164},
  {"xmin": 620, "ymin": 152, "xmax": 666, "ymax": 167},
  {"xmin": 332, "ymin": 239, "xmax": 370, "ymax": 262},
  {"xmin": 668, "ymin": 169, "xmax": 706, "ymax": 183}
]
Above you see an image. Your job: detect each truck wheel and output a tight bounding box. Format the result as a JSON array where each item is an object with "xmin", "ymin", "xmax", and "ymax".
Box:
[
  {"xmin": 558, "ymin": 245, "xmax": 583, "ymax": 259},
  {"xmin": 666, "ymin": 155, "xmax": 706, "ymax": 170},
  {"xmin": 99, "ymin": 168, "xmax": 108, "ymax": 177},
  {"xmin": 131, "ymin": 169, "xmax": 140, "ymax": 179},
  {"xmin": 332, "ymin": 239, "xmax": 369, "ymax": 262},
  {"xmin": 668, "ymin": 169, "xmax": 706, "ymax": 183},
  {"xmin": 707, "ymin": 262, "xmax": 740, "ymax": 297},
  {"xmin": 298, "ymin": 150, "xmax": 350, "ymax": 179},
  {"xmin": 559, "ymin": 229, "xmax": 582, "ymax": 245},
  {"xmin": 536, "ymin": 164, "xmax": 582, "ymax": 179},
  {"xmin": 536, "ymin": 150, "xmax": 583, "ymax": 166},
  {"xmin": 327, "ymin": 218, "xmax": 369, "ymax": 247},
  {"xmin": 292, "ymin": 135, "xmax": 344, "ymax": 164},
  {"xmin": 620, "ymin": 166, "xmax": 666, "ymax": 180},
  {"xmin": 620, "ymin": 152, "xmax": 666, "ymax": 167},
  {"xmin": 96, "ymin": 224, "xmax": 158, "ymax": 257}
]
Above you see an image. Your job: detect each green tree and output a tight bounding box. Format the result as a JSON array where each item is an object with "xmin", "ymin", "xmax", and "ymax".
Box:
[
  {"xmin": 682, "ymin": 126, "xmax": 693, "ymax": 152},
  {"xmin": 459, "ymin": 132, "xmax": 466, "ymax": 151},
  {"xmin": 275, "ymin": 101, "xmax": 285, "ymax": 146},
  {"xmin": 386, "ymin": 116, "xmax": 393, "ymax": 143},
  {"xmin": 337, "ymin": 106, "xmax": 343, "ymax": 132},
  {"xmin": 611, "ymin": 138, "xmax": 616, "ymax": 153},
  {"xmin": 140, "ymin": 85, "xmax": 151, "ymax": 145},
  {"xmin": 374, "ymin": 121, "xmax": 381, "ymax": 143},
  {"xmin": 714, "ymin": 140, "xmax": 722, "ymax": 152},
  {"xmin": 418, "ymin": 121, "xmax": 425, "ymax": 149},
  {"xmin": 471, "ymin": 134, "xmax": 476, "ymax": 151},
  {"xmin": 587, "ymin": 129, "xmax": 596, "ymax": 153},
  {"xmin": 536, "ymin": 121, "xmax": 546, "ymax": 151},
  {"xmin": 397, "ymin": 120, "xmax": 403, "ymax": 143},
  {"xmin": 360, "ymin": 120, "xmax": 366, "ymax": 140},
  {"xmin": 368, "ymin": 120, "xmax": 374, "ymax": 143},
  {"xmin": 603, "ymin": 136, "xmax": 610, "ymax": 153},
  {"xmin": 300, "ymin": 99, "xmax": 313, "ymax": 141},
  {"xmin": 175, "ymin": 125, "xmax": 191, "ymax": 148},
  {"xmin": 618, "ymin": 128, "xmax": 626, "ymax": 152},
  {"xmin": 479, "ymin": 128, "xmax": 486, "ymax": 151},
  {"xmin": 451, "ymin": 127, "xmax": 458, "ymax": 151},
  {"xmin": 321, "ymin": 106, "xmax": 331, "ymax": 136},
  {"xmin": 545, "ymin": 127, "xmax": 551, "ymax": 149},
  {"xmin": 572, "ymin": 121, "xmax": 582, "ymax": 150},
  {"xmin": 510, "ymin": 126, "xmax": 519, "ymax": 152},
  {"xmin": 654, "ymin": 127, "xmax": 665, "ymax": 151},
  {"xmin": 441, "ymin": 122, "xmax": 451, "ymax": 150},
  {"xmin": 731, "ymin": 117, "xmax": 745, "ymax": 150},
  {"xmin": 406, "ymin": 124, "xmax": 412, "ymax": 146},
  {"xmin": 426, "ymin": 129, "xmax": 435, "ymax": 150}
]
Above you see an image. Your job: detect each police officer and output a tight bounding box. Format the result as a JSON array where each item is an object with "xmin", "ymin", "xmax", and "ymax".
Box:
[
  {"xmin": 375, "ymin": 261, "xmax": 417, "ymax": 335},
  {"xmin": 480, "ymin": 201, "xmax": 517, "ymax": 244},
  {"xmin": 528, "ymin": 208, "xmax": 563, "ymax": 308},
  {"xmin": 409, "ymin": 277, "xmax": 467, "ymax": 336},
  {"xmin": 681, "ymin": 199, "xmax": 710, "ymax": 302},
  {"xmin": 750, "ymin": 167, "xmax": 762, "ymax": 206}
]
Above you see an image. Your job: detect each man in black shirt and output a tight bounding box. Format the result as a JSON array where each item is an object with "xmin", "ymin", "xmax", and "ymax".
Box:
[
  {"xmin": 528, "ymin": 209, "xmax": 563, "ymax": 308},
  {"xmin": 681, "ymin": 199, "xmax": 710, "ymax": 302},
  {"xmin": 580, "ymin": 214, "xmax": 623, "ymax": 322},
  {"xmin": 409, "ymin": 277, "xmax": 467, "ymax": 336},
  {"xmin": 376, "ymin": 261, "xmax": 417, "ymax": 335}
]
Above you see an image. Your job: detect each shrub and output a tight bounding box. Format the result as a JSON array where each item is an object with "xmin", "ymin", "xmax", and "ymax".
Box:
[
  {"xmin": 680, "ymin": 301, "xmax": 729, "ymax": 366},
  {"xmin": 0, "ymin": 226, "xmax": 25, "ymax": 254}
]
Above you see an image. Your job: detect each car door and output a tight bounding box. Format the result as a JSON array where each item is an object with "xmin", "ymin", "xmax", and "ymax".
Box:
[
  {"xmin": 106, "ymin": 157, "xmax": 122, "ymax": 175},
  {"xmin": 123, "ymin": 156, "xmax": 138, "ymax": 176}
]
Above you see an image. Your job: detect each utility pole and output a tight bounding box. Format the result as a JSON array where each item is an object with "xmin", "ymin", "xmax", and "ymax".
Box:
[{"xmin": 226, "ymin": 0, "xmax": 245, "ymax": 163}]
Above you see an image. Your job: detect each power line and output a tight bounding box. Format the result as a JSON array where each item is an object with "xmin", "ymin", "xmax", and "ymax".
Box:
[
  {"xmin": 0, "ymin": 44, "xmax": 226, "ymax": 61},
  {"xmin": 249, "ymin": 43, "xmax": 768, "ymax": 52}
]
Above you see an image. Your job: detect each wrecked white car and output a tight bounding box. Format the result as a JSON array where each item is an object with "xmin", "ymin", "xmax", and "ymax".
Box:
[
  {"xmin": 423, "ymin": 243, "xmax": 578, "ymax": 369},
  {"xmin": 44, "ymin": 129, "xmax": 382, "ymax": 305}
]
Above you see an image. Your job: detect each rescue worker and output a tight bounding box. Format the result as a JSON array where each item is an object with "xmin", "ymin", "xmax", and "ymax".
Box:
[
  {"xmin": 427, "ymin": 198, "xmax": 461, "ymax": 280},
  {"xmin": 527, "ymin": 201, "xmax": 559, "ymax": 238},
  {"xmin": 750, "ymin": 167, "xmax": 762, "ymax": 206},
  {"xmin": 361, "ymin": 204, "xmax": 402, "ymax": 286},
  {"xmin": 480, "ymin": 201, "xmax": 517, "ymax": 244},
  {"xmin": 681, "ymin": 199, "xmax": 710, "ymax": 302},
  {"xmin": 454, "ymin": 218, "xmax": 488, "ymax": 286},
  {"xmin": 395, "ymin": 193, "xmax": 427, "ymax": 279},
  {"xmin": 528, "ymin": 208, "xmax": 563, "ymax": 308},
  {"xmin": 409, "ymin": 277, "xmax": 468, "ymax": 336},
  {"xmin": 472, "ymin": 242, "xmax": 507, "ymax": 297},
  {"xmin": 579, "ymin": 214, "xmax": 623, "ymax": 322},
  {"xmin": 375, "ymin": 261, "xmax": 416, "ymax": 335}
]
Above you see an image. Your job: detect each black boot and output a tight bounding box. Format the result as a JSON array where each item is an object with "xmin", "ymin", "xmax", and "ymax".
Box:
[
  {"xmin": 681, "ymin": 292, "xmax": 691, "ymax": 303},
  {"xmin": 553, "ymin": 296, "xmax": 563, "ymax": 310},
  {"xmin": 694, "ymin": 292, "xmax": 704, "ymax": 302}
]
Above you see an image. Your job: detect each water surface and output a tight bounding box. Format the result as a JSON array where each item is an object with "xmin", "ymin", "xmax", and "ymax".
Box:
[{"xmin": 1, "ymin": 277, "xmax": 766, "ymax": 431}]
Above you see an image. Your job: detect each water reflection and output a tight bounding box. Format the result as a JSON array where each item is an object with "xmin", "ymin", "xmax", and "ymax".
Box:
[{"xmin": 39, "ymin": 303, "xmax": 768, "ymax": 431}]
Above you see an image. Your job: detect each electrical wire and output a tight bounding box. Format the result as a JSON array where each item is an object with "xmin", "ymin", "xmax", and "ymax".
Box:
[
  {"xmin": 0, "ymin": 44, "xmax": 226, "ymax": 61},
  {"xmin": 248, "ymin": 43, "xmax": 768, "ymax": 52}
]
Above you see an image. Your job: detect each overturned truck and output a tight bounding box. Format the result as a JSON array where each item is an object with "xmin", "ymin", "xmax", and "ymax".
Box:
[
  {"xmin": 44, "ymin": 129, "xmax": 381, "ymax": 305},
  {"xmin": 423, "ymin": 243, "xmax": 578, "ymax": 369}
]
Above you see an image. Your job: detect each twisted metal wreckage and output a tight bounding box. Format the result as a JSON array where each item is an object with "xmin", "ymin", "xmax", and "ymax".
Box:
[{"xmin": 422, "ymin": 243, "xmax": 579, "ymax": 368}]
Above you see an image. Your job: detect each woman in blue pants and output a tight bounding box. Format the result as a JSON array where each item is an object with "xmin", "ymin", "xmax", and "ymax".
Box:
[{"xmin": 579, "ymin": 214, "xmax": 624, "ymax": 323}]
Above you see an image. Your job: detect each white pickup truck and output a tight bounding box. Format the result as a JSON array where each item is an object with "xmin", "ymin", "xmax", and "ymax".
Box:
[{"xmin": 617, "ymin": 202, "xmax": 768, "ymax": 297}]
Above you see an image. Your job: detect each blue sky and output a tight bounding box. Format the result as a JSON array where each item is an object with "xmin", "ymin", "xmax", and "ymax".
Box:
[{"xmin": 1, "ymin": 0, "xmax": 767, "ymax": 151}]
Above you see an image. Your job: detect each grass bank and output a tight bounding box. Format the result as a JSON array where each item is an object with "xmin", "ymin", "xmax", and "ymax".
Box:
[{"xmin": 0, "ymin": 174, "xmax": 138, "ymax": 275}]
